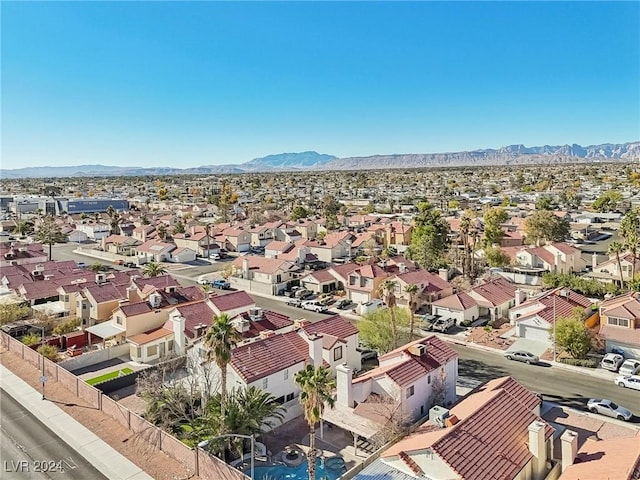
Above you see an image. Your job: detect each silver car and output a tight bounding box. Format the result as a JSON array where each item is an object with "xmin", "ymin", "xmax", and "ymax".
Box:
[
  {"xmin": 586, "ymin": 398, "xmax": 633, "ymax": 421},
  {"xmin": 618, "ymin": 359, "xmax": 640, "ymax": 377},
  {"xmin": 504, "ymin": 350, "xmax": 539, "ymax": 364},
  {"xmin": 614, "ymin": 375, "xmax": 640, "ymax": 391}
]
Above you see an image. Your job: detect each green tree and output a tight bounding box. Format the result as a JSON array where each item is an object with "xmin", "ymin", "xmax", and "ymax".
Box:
[
  {"xmin": 607, "ymin": 241, "xmax": 626, "ymax": 288},
  {"xmin": 404, "ymin": 283, "xmax": 419, "ymax": 339},
  {"xmin": 106, "ymin": 205, "xmax": 120, "ymax": 234},
  {"xmin": 290, "ymin": 205, "xmax": 309, "ymax": 221},
  {"xmin": 204, "ymin": 313, "xmax": 240, "ymax": 418},
  {"xmin": 0, "ymin": 304, "xmax": 30, "ymax": 325},
  {"xmin": 173, "ymin": 219, "xmax": 186, "ymax": 234},
  {"xmin": 484, "ymin": 246, "xmax": 511, "ymax": 268},
  {"xmin": 14, "ymin": 220, "xmax": 33, "ymax": 236},
  {"xmin": 295, "ymin": 365, "xmax": 336, "ymax": 480},
  {"xmin": 592, "ymin": 190, "xmax": 623, "ymax": 213},
  {"xmin": 21, "ymin": 333, "xmax": 42, "ymax": 346},
  {"xmin": 142, "ymin": 261, "xmax": 167, "ymax": 277},
  {"xmin": 524, "ymin": 210, "xmax": 570, "ymax": 246},
  {"xmin": 482, "ymin": 207, "xmax": 508, "ymax": 246},
  {"xmin": 407, "ymin": 202, "xmax": 450, "ymax": 269},
  {"xmin": 378, "ymin": 280, "xmax": 399, "ymax": 349},
  {"xmin": 53, "ymin": 317, "xmax": 81, "ymax": 336},
  {"xmin": 552, "ymin": 315, "xmax": 592, "ymax": 359},
  {"xmin": 619, "ymin": 207, "xmax": 640, "ymax": 281},
  {"xmin": 534, "ymin": 196, "xmax": 554, "ymax": 211},
  {"xmin": 34, "ymin": 215, "xmax": 66, "ymax": 260},
  {"xmin": 157, "ymin": 224, "xmax": 168, "ymax": 241},
  {"xmin": 89, "ymin": 262, "xmax": 106, "ymax": 273},
  {"xmin": 38, "ymin": 344, "xmax": 60, "ymax": 363},
  {"xmin": 357, "ymin": 307, "xmax": 411, "ymax": 354}
]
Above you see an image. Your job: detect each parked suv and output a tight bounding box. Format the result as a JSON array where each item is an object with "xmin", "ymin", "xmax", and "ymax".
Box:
[
  {"xmin": 211, "ymin": 279, "xmax": 231, "ymax": 289},
  {"xmin": 618, "ymin": 359, "xmax": 640, "ymax": 376},
  {"xmin": 431, "ymin": 317, "xmax": 455, "ymax": 333},
  {"xmin": 302, "ymin": 300, "xmax": 326, "ymax": 313},
  {"xmin": 600, "ymin": 353, "xmax": 624, "ymax": 372}
]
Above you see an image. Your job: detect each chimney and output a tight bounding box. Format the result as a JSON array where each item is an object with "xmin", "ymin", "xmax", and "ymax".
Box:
[
  {"xmin": 438, "ymin": 268, "xmax": 449, "ymax": 282},
  {"xmin": 336, "ymin": 363, "xmax": 354, "ymax": 407},
  {"xmin": 308, "ymin": 333, "xmax": 323, "ymax": 367},
  {"xmin": 528, "ymin": 420, "xmax": 547, "ymax": 480},
  {"xmin": 560, "ymin": 429, "xmax": 578, "ymax": 472},
  {"xmin": 127, "ymin": 285, "xmax": 138, "ymax": 303},
  {"xmin": 171, "ymin": 312, "xmax": 186, "ymax": 355},
  {"xmin": 592, "ymin": 252, "xmax": 598, "ymax": 269},
  {"xmin": 398, "ymin": 262, "xmax": 406, "ymax": 273},
  {"xmin": 242, "ymin": 258, "xmax": 249, "ymax": 278},
  {"xmin": 515, "ymin": 289, "xmax": 526, "ymax": 306}
]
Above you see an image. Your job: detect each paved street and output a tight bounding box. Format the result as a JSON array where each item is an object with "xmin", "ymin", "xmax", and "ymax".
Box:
[
  {"xmin": 0, "ymin": 389, "xmax": 107, "ymax": 480},
  {"xmin": 449, "ymin": 342, "xmax": 640, "ymax": 422}
]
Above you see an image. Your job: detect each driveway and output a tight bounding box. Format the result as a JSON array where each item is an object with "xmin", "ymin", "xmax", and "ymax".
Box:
[{"xmin": 507, "ymin": 338, "xmax": 550, "ymax": 357}]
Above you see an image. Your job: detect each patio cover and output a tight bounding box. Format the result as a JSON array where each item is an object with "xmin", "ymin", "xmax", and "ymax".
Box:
[
  {"xmin": 31, "ymin": 301, "xmax": 69, "ymax": 316},
  {"xmin": 86, "ymin": 322, "xmax": 125, "ymax": 340},
  {"xmin": 322, "ymin": 402, "xmax": 382, "ymax": 439}
]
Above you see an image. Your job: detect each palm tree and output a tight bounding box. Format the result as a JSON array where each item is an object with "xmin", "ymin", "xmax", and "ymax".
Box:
[
  {"xmin": 34, "ymin": 215, "xmax": 65, "ymax": 261},
  {"xmin": 89, "ymin": 262, "xmax": 105, "ymax": 273},
  {"xmin": 378, "ymin": 279, "xmax": 399, "ymax": 349},
  {"xmin": 204, "ymin": 313, "xmax": 240, "ymax": 418},
  {"xmin": 405, "ymin": 283, "xmax": 419, "ymax": 339},
  {"xmin": 295, "ymin": 365, "xmax": 336, "ymax": 480},
  {"xmin": 608, "ymin": 241, "xmax": 626, "ymax": 288},
  {"xmin": 142, "ymin": 261, "xmax": 167, "ymax": 277}
]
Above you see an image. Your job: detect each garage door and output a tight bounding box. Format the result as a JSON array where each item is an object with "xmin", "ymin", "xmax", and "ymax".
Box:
[
  {"xmin": 519, "ymin": 324, "xmax": 551, "ymax": 344},
  {"xmin": 351, "ymin": 291, "xmax": 370, "ymax": 305}
]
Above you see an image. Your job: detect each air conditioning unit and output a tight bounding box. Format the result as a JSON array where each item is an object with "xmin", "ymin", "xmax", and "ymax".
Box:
[
  {"xmin": 429, "ymin": 406, "xmax": 450, "ymax": 428},
  {"xmin": 408, "ymin": 344, "xmax": 427, "ymax": 357},
  {"xmin": 249, "ymin": 307, "xmax": 263, "ymax": 321},
  {"xmin": 95, "ymin": 273, "xmax": 106, "ymax": 284},
  {"xmin": 165, "ymin": 286, "xmax": 176, "ymax": 294},
  {"xmin": 233, "ymin": 318, "xmax": 250, "ymax": 333},
  {"xmin": 148, "ymin": 293, "xmax": 162, "ymax": 308}
]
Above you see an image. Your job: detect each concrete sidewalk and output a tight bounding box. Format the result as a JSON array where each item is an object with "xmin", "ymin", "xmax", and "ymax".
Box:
[{"xmin": 0, "ymin": 365, "xmax": 153, "ymax": 480}]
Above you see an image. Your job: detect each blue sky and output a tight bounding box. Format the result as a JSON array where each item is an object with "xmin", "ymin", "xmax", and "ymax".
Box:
[{"xmin": 2, "ymin": 1, "xmax": 639, "ymax": 168}]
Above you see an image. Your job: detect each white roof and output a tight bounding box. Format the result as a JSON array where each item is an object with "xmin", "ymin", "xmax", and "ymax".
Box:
[
  {"xmin": 31, "ymin": 301, "xmax": 68, "ymax": 316},
  {"xmin": 86, "ymin": 322, "xmax": 125, "ymax": 339}
]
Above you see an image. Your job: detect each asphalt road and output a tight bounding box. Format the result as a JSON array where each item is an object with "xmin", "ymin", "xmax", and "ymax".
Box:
[
  {"xmin": 449, "ymin": 342, "xmax": 640, "ymax": 422},
  {"xmin": 0, "ymin": 389, "xmax": 107, "ymax": 480}
]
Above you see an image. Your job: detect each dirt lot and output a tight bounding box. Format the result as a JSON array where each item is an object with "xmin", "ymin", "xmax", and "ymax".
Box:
[
  {"xmin": 465, "ymin": 321, "xmax": 516, "ymax": 351},
  {"xmin": 0, "ymin": 348, "xmax": 200, "ymax": 480}
]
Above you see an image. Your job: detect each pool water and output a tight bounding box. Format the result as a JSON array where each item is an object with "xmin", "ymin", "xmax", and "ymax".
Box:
[{"xmin": 248, "ymin": 457, "xmax": 343, "ymax": 480}]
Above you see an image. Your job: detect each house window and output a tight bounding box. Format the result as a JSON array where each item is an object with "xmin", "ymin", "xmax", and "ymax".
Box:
[
  {"xmin": 406, "ymin": 385, "xmax": 415, "ymax": 398},
  {"xmin": 284, "ymin": 369, "xmax": 289, "ymax": 380},
  {"xmin": 168, "ymin": 340, "xmax": 174, "ymax": 352},
  {"xmin": 608, "ymin": 317, "xmax": 630, "ymax": 328},
  {"xmin": 136, "ymin": 347, "xmax": 141, "ymax": 358},
  {"xmin": 116, "ymin": 316, "xmax": 122, "ymax": 325},
  {"xmin": 147, "ymin": 345, "xmax": 158, "ymax": 356},
  {"xmin": 333, "ymin": 346, "xmax": 343, "ymax": 361},
  {"xmin": 262, "ymin": 378, "xmax": 268, "ymax": 389},
  {"xmin": 286, "ymin": 392, "xmax": 295, "ymax": 402}
]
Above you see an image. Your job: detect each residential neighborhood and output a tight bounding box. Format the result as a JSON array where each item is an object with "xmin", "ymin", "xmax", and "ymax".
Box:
[{"xmin": 2, "ymin": 160, "xmax": 640, "ymax": 480}]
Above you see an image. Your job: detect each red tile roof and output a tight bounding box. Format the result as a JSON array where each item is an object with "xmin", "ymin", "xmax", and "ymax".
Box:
[
  {"xmin": 302, "ymin": 314, "xmax": 358, "ymax": 341},
  {"xmin": 230, "ymin": 331, "xmax": 309, "ymax": 383},
  {"xmin": 128, "ymin": 327, "xmax": 173, "ymax": 345},
  {"xmin": 173, "ymin": 301, "xmax": 216, "ymax": 339},
  {"xmin": 432, "ymin": 292, "xmax": 477, "ymax": 311},
  {"xmin": 208, "ymin": 290, "xmax": 255, "ymax": 313},
  {"xmin": 470, "ymin": 277, "xmax": 517, "ymax": 307},
  {"xmin": 395, "ymin": 269, "xmax": 452, "ymax": 293},
  {"xmin": 236, "ymin": 310, "xmax": 293, "ymax": 339}
]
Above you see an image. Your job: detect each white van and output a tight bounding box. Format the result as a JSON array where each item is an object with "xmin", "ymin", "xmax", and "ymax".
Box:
[{"xmin": 356, "ymin": 299, "xmax": 385, "ymax": 316}]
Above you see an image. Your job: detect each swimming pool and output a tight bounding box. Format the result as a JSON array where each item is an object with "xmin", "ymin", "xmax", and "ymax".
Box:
[{"xmin": 247, "ymin": 457, "xmax": 344, "ymax": 480}]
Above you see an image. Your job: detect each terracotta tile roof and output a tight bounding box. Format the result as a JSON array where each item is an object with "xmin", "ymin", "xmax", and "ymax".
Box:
[
  {"xmin": 235, "ymin": 310, "xmax": 293, "ymax": 339},
  {"xmin": 380, "ymin": 335, "xmax": 458, "ymax": 365},
  {"xmin": 84, "ymin": 283, "xmax": 126, "ymax": 304},
  {"xmin": 173, "ymin": 301, "xmax": 216, "ymax": 339},
  {"xmin": 128, "ymin": 327, "xmax": 173, "ymax": 345},
  {"xmin": 383, "ymin": 376, "xmax": 552, "ymax": 480},
  {"xmin": 395, "ymin": 269, "xmax": 452, "ymax": 293},
  {"xmin": 599, "ymin": 324, "xmax": 640, "ymax": 346},
  {"xmin": 548, "ymin": 242, "xmax": 581, "ymax": 255},
  {"xmin": 132, "ymin": 275, "xmax": 180, "ymax": 291},
  {"xmin": 432, "ymin": 292, "xmax": 477, "ymax": 311},
  {"xmin": 265, "ymin": 240, "xmax": 294, "ymax": 252},
  {"xmin": 386, "ymin": 358, "xmax": 433, "ymax": 387},
  {"xmin": 527, "ymin": 246, "xmax": 556, "ymax": 266},
  {"xmin": 230, "ymin": 331, "xmax": 309, "ymax": 383},
  {"xmin": 329, "ymin": 263, "xmax": 361, "ymax": 282},
  {"xmin": 601, "ymin": 292, "xmax": 640, "ymax": 320},
  {"xmin": 120, "ymin": 302, "xmax": 152, "ymax": 317},
  {"xmin": 303, "ymin": 269, "xmax": 336, "ymax": 283},
  {"xmin": 535, "ymin": 289, "xmax": 592, "ymax": 323},
  {"xmin": 208, "ymin": 290, "xmax": 255, "ymax": 313},
  {"xmin": 302, "ymin": 314, "xmax": 358, "ymax": 340},
  {"xmin": 231, "ymin": 256, "xmax": 298, "ymax": 275},
  {"xmin": 481, "ymin": 376, "xmax": 541, "ymax": 411},
  {"xmin": 136, "ymin": 240, "xmax": 175, "ymax": 253},
  {"xmin": 470, "ymin": 277, "xmax": 517, "ymax": 307},
  {"xmin": 560, "ymin": 433, "xmax": 640, "ymax": 480}
]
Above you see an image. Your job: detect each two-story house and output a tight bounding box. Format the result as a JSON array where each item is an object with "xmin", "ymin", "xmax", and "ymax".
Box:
[
  {"xmin": 391, "ymin": 268, "xmax": 454, "ymax": 311},
  {"xmin": 230, "ymin": 256, "xmax": 300, "ymax": 295},
  {"xmin": 135, "ymin": 240, "xmax": 176, "ymax": 263},
  {"xmin": 354, "ymin": 376, "xmax": 554, "ymax": 480},
  {"xmin": 468, "ymin": 277, "xmax": 518, "ymax": 321},
  {"xmin": 599, "ymin": 291, "xmax": 640, "ymax": 359}
]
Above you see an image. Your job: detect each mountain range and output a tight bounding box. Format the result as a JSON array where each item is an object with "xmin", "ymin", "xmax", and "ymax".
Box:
[{"xmin": 1, "ymin": 142, "xmax": 638, "ymax": 179}]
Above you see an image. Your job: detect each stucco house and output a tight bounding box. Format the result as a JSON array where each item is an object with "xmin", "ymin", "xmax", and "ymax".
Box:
[{"xmin": 599, "ymin": 291, "xmax": 640, "ymax": 359}]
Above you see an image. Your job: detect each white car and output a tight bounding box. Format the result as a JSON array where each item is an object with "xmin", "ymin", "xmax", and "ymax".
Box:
[
  {"xmin": 614, "ymin": 375, "xmax": 640, "ymax": 391},
  {"xmin": 302, "ymin": 300, "xmax": 326, "ymax": 313},
  {"xmin": 619, "ymin": 359, "xmax": 640, "ymax": 376},
  {"xmin": 600, "ymin": 353, "xmax": 624, "ymax": 372},
  {"xmin": 586, "ymin": 398, "xmax": 633, "ymax": 421}
]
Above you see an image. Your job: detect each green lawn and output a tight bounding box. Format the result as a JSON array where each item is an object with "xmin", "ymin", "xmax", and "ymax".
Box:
[{"xmin": 86, "ymin": 368, "xmax": 134, "ymax": 385}]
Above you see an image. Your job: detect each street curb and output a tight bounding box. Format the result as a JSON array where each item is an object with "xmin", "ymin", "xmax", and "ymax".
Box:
[
  {"xmin": 0, "ymin": 365, "xmax": 153, "ymax": 480},
  {"xmin": 440, "ymin": 335, "xmax": 617, "ymax": 381}
]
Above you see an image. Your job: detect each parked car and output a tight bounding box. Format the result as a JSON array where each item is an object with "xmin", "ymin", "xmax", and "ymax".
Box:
[
  {"xmin": 295, "ymin": 289, "xmax": 313, "ymax": 300},
  {"xmin": 356, "ymin": 299, "xmax": 385, "ymax": 316},
  {"xmin": 586, "ymin": 398, "xmax": 633, "ymax": 421},
  {"xmin": 76, "ymin": 262, "xmax": 86, "ymax": 268},
  {"xmin": 504, "ymin": 350, "xmax": 539, "ymax": 364},
  {"xmin": 420, "ymin": 314, "xmax": 439, "ymax": 331},
  {"xmin": 286, "ymin": 298, "xmax": 303, "ymax": 308},
  {"xmin": 357, "ymin": 347, "xmax": 378, "ymax": 361},
  {"xmin": 600, "ymin": 353, "xmax": 624, "ymax": 372},
  {"xmin": 211, "ymin": 279, "xmax": 231, "ymax": 289},
  {"xmin": 302, "ymin": 300, "xmax": 326, "ymax": 313},
  {"xmin": 209, "ymin": 253, "xmax": 221, "ymax": 260},
  {"xmin": 431, "ymin": 317, "xmax": 455, "ymax": 333},
  {"xmin": 113, "ymin": 259, "xmax": 124, "ymax": 265},
  {"xmin": 123, "ymin": 262, "xmax": 137, "ymax": 268},
  {"xmin": 335, "ymin": 298, "xmax": 352, "ymax": 310},
  {"xmin": 614, "ymin": 375, "xmax": 640, "ymax": 391},
  {"xmin": 618, "ymin": 359, "xmax": 640, "ymax": 376},
  {"xmin": 197, "ymin": 278, "xmax": 211, "ymax": 285}
]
